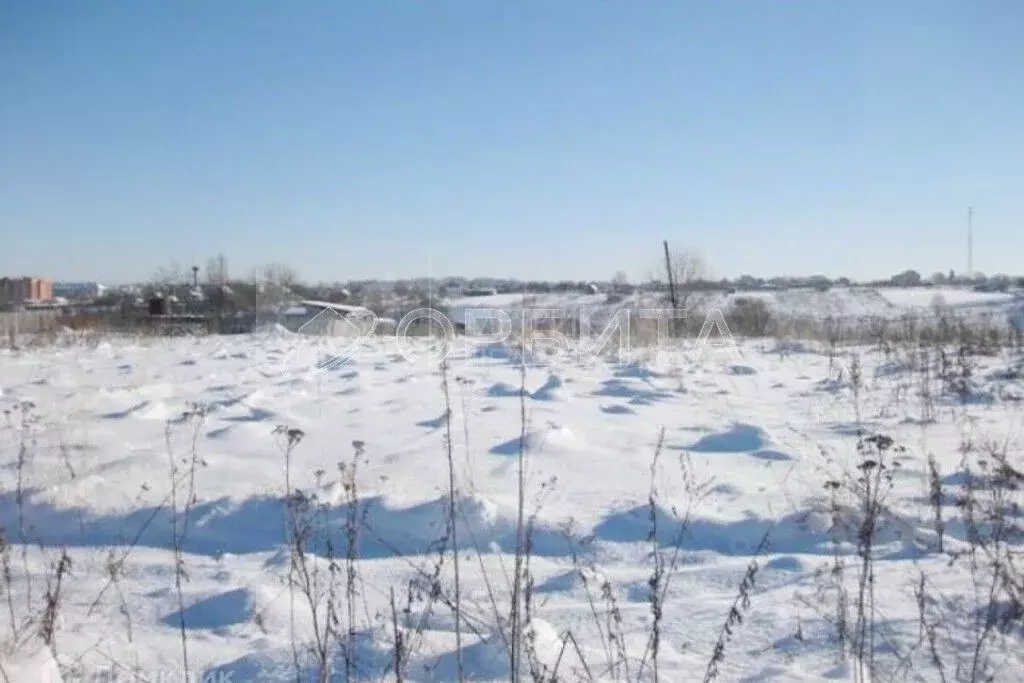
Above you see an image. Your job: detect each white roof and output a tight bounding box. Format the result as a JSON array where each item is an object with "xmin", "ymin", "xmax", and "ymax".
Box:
[{"xmin": 299, "ymin": 300, "xmax": 368, "ymax": 314}]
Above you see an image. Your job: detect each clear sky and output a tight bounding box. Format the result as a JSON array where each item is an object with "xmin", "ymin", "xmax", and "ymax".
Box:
[{"xmin": 1, "ymin": 1, "xmax": 1021, "ymax": 284}]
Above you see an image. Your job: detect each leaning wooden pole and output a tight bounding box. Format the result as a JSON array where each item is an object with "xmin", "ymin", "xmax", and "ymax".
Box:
[{"xmin": 663, "ymin": 240, "xmax": 679, "ymax": 335}]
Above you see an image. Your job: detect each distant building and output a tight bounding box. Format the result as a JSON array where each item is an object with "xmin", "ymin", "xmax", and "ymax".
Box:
[
  {"xmin": 52, "ymin": 281, "xmax": 107, "ymax": 298},
  {"xmin": 0, "ymin": 276, "xmax": 52, "ymax": 308},
  {"xmin": 281, "ymin": 300, "xmax": 374, "ymax": 334}
]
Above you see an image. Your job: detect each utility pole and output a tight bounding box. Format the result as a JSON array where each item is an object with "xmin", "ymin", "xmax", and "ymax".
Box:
[
  {"xmin": 967, "ymin": 206, "xmax": 974, "ymax": 278},
  {"xmin": 663, "ymin": 240, "xmax": 679, "ymax": 336},
  {"xmin": 663, "ymin": 240, "xmax": 678, "ymax": 309}
]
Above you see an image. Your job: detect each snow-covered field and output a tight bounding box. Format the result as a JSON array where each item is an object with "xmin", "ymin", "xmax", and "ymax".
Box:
[
  {"xmin": 445, "ymin": 286, "xmax": 1024, "ymax": 329},
  {"xmin": 2, "ymin": 326, "xmax": 1023, "ymax": 681}
]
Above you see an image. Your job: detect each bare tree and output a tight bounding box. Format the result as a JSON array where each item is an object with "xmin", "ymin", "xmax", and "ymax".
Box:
[
  {"xmin": 248, "ymin": 263, "xmax": 301, "ymax": 310},
  {"xmin": 254, "ymin": 263, "xmax": 299, "ymax": 291},
  {"xmin": 205, "ymin": 253, "xmax": 230, "ymax": 285},
  {"xmin": 651, "ymin": 246, "xmax": 706, "ymax": 311},
  {"xmin": 152, "ymin": 261, "xmax": 185, "ymax": 288}
]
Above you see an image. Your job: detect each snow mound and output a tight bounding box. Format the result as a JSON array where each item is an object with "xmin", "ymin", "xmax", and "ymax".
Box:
[
  {"xmin": 535, "ymin": 569, "xmax": 586, "ymax": 594},
  {"xmin": 600, "ymin": 403, "xmax": 636, "ymax": 415},
  {"xmin": 686, "ymin": 423, "xmax": 768, "ymax": 453},
  {"xmin": 162, "ymin": 587, "xmax": 255, "ymax": 630},
  {"xmin": 531, "ymin": 373, "xmax": 570, "ymax": 401},
  {"xmin": 101, "ymin": 399, "xmax": 173, "ymax": 421},
  {"xmin": 613, "ymin": 362, "xmax": 665, "ymax": 380},
  {"xmin": 490, "ymin": 424, "xmax": 583, "ymax": 455},
  {"xmin": 486, "ymin": 381, "xmax": 527, "ymax": 397}
]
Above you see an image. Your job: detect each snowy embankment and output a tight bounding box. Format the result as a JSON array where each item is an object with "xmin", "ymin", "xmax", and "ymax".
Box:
[
  {"xmin": 446, "ymin": 285, "xmax": 1024, "ymax": 332},
  {"xmin": 1, "ymin": 328, "xmax": 1023, "ymax": 681}
]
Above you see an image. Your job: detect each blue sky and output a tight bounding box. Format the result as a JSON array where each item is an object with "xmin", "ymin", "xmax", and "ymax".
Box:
[{"xmin": 1, "ymin": 1, "xmax": 1021, "ymax": 284}]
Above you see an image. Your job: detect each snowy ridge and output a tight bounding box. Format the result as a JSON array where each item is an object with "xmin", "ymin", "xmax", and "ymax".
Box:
[{"xmin": 446, "ymin": 285, "xmax": 1024, "ymax": 330}]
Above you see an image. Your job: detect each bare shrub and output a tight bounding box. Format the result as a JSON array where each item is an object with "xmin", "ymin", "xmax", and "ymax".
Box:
[{"xmin": 725, "ymin": 297, "xmax": 774, "ymax": 337}]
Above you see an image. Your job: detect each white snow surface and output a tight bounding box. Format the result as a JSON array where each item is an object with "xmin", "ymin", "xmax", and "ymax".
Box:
[
  {"xmin": 445, "ymin": 285, "xmax": 1024, "ymax": 330},
  {"xmin": 1, "ymin": 332, "xmax": 1023, "ymax": 681}
]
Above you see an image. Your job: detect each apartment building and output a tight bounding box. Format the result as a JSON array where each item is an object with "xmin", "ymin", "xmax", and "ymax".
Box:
[
  {"xmin": 52, "ymin": 281, "xmax": 107, "ymax": 298},
  {"xmin": 0, "ymin": 276, "xmax": 53, "ymax": 307}
]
